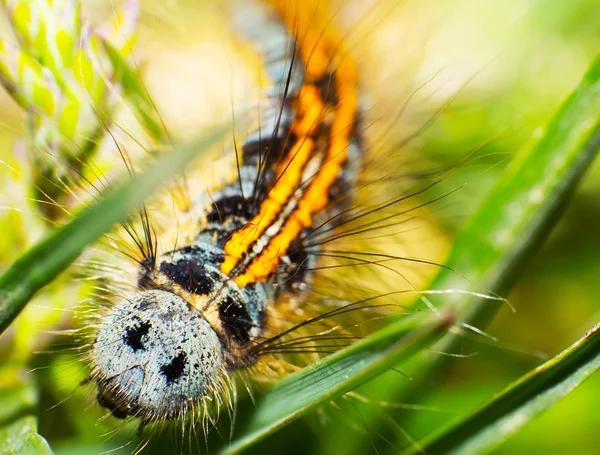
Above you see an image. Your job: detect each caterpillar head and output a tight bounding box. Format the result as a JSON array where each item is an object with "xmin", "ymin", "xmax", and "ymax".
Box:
[{"xmin": 92, "ymin": 289, "xmax": 227, "ymax": 421}]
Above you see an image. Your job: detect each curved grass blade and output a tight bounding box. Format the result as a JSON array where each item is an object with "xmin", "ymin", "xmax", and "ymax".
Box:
[
  {"xmin": 429, "ymin": 52, "xmax": 600, "ymax": 340},
  {"xmin": 327, "ymin": 54, "xmax": 600, "ymax": 455},
  {"xmin": 0, "ymin": 126, "xmax": 228, "ymax": 334},
  {"xmin": 0, "ymin": 416, "xmax": 53, "ymax": 455},
  {"xmin": 399, "ymin": 52, "xmax": 600, "ymax": 400},
  {"xmin": 223, "ymin": 312, "xmax": 454, "ymax": 454},
  {"xmin": 412, "ymin": 322, "xmax": 600, "ymax": 454}
]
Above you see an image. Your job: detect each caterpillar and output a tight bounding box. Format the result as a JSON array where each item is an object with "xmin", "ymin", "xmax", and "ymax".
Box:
[
  {"xmin": 92, "ymin": 0, "xmax": 363, "ymax": 424},
  {"xmin": 87, "ymin": 0, "xmax": 456, "ymax": 442}
]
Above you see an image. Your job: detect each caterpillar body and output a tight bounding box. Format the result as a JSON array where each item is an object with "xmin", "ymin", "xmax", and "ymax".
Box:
[{"xmin": 92, "ymin": 0, "xmax": 364, "ymax": 425}]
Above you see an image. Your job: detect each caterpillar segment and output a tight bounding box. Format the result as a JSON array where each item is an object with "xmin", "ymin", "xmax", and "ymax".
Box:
[{"xmin": 91, "ymin": 0, "xmax": 362, "ymax": 423}]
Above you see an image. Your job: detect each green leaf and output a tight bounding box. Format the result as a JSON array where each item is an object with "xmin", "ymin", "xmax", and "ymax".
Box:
[
  {"xmin": 0, "ymin": 366, "xmax": 52, "ymax": 454},
  {"xmin": 324, "ymin": 53, "xmax": 600, "ymax": 455},
  {"xmin": 0, "ymin": 127, "xmax": 228, "ymax": 334},
  {"xmin": 0, "ymin": 416, "xmax": 53, "ymax": 455},
  {"xmin": 412, "ymin": 322, "xmax": 600, "ymax": 454},
  {"xmin": 222, "ymin": 312, "xmax": 454, "ymax": 454}
]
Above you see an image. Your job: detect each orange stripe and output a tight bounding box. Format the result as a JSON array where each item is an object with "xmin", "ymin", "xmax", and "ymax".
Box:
[
  {"xmin": 221, "ymin": 86, "xmax": 323, "ymax": 274},
  {"xmin": 222, "ymin": 0, "xmax": 358, "ymax": 285}
]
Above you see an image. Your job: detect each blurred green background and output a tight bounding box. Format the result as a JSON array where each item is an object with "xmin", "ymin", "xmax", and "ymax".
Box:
[{"xmin": 1, "ymin": 0, "xmax": 600, "ymax": 453}]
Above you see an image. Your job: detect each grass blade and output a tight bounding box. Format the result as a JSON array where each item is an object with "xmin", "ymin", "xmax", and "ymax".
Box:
[
  {"xmin": 398, "ymin": 52, "xmax": 600, "ymax": 404},
  {"xmin": 0, "ymin": 126, "xmax": 228, "ymax": 334},
  {"xmin": 412, "ymin": 322, "xmax": 600, "ymax": 454},
  {"xmin": 430, "ymin": 53, "xmax": 600, "ymax": 331},
  {"xmin": 223, "ymin": 312, "xmax": 454, "ymax": 454}
]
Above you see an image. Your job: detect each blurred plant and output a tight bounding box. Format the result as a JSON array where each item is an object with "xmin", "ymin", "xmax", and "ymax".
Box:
[
  {"xmin": 0, "ymin": 0, "xmax": 162, "ymax": 220},
  {"xmin": 0, "ymin": 0, "xmax": 140, "ymax": 364},
  {"xmin": 0, "ymin": 0, "xmax": 169, "ymax": 370}
]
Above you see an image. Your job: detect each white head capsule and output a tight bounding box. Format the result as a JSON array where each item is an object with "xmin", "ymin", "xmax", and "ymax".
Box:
[{"xmin": 92, "ymin": 289, "xmax": 225, "ymax": 420}]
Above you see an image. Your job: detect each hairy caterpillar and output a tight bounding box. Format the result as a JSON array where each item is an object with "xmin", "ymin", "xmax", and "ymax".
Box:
[
  {"xmin": 2, "ymin": 0, "xmax": 592, "ymax": 453},
  {"xmin": 90, "ymin": 0, "xmax": 395, "ymax": 428},
  {"xmin": 80, "ymin": 0, "xmax": 457, "ymax": 446}
]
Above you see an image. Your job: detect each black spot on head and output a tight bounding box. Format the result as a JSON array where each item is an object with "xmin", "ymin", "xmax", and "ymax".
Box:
[
  {"xmin": 160, "ymin": 352, "xmax": 188, "ymax": 384},
  {"xmin": 159, "ymin": 259, "xmax": 215, "ymax": 295},
  {"xmin": 219, "ymin": 296, "xmax": 253, "ymax": 345},
  {"xmin": 124, "ymin": 318, "xmax": 151, "ymax": 352}
]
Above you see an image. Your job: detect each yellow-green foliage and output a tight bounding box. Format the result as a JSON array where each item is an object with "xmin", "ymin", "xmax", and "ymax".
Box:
[{"xmin": 0, "ymin": 0, "xmax": 139, "ymax": 217}]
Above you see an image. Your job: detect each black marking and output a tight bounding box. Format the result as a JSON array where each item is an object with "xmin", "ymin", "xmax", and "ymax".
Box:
[
  {"xmin": 138, "ymin": 245, "xmax": 225, "ymax": 289},
  {"xmin": 246, "ymin": 134, "xmax": 296, "ymax": 202},
  {"xmin": 242, "ymin": 135, "xmax": 292, "ymax": 165},
  {"xmin": 96, "ymin": 389, "xmax": 128, "ymax": 419},
  {"xmin": 314, "ymin": 71, "xmax": 338, "ymax": 106},
  {"xmin": 242, "ymin": 138, "xmax": 265, "ymax": 163},
  {"xmin": 206, "ymin": 195, "xmax": 257, "ymax": 223},
  {"xmin": 160, "ymin": 352, "xmax": 188, "ymax": 384},
  {"xmin": 219, "ymin": 295, "xmax": 254, "ymax": 345},
  {"xmin": 124, "ymin": 318, "xmax": 151, "ymax": 351},
  {"xmin": 159, "ymin": 259, "xmax": 214, "ymax": 295},
  {"xmin": 283, "ymin": 238, "xmax": 310, "ymax": 289}
]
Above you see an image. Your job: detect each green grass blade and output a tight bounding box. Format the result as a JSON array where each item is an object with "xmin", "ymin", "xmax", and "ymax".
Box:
[
  {"xmin": 325, "ymin": 54, "xmax": 600, "ymax": 455},
  {"xmin": 223, "ymin": 312, "xmax": 454, "ymax": 454},
  {"xmin": 0, "ymin": 416, "xmax": 53, "ymax": 455},
  {"xmin": 401, "ymin": 53, "xmax": 600, "ymax": 397},
  {"xmin": 431, "ymin": 53, "xmax": 600, "ymax": 329},
  {"xmin": 412, "ymin": 322, "xmax": 600, "ymax": 454},
  {"xmin": 0, "ymin": 127, "xmax": 228, "ymax": 334}
]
